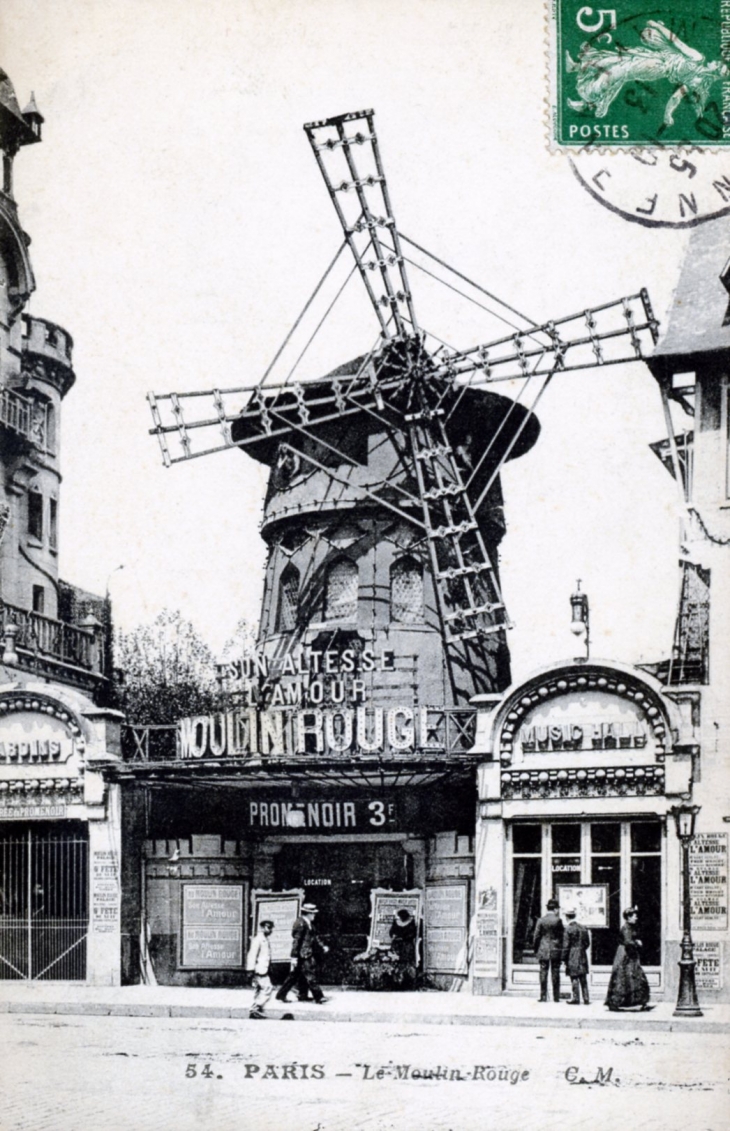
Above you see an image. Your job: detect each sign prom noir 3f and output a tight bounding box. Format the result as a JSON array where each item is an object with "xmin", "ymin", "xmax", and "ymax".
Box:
[{"xmin": 551, "ymin": 2, "xmax": 730, "ymax": 147}]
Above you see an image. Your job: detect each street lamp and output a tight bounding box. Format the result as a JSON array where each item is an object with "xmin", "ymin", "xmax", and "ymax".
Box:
[
  {"xmin": 569, "ymin": 580, "xmax": 590, "ymax": 660},
  {"xmin": 669, "ymin": 803, "xmax": 703, "ymax": 1017}
]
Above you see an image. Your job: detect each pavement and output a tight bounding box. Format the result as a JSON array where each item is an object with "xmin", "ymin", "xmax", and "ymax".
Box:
[{"xmin": 0, "ymin": 980, "xmax": 727, "ymax": 1032}]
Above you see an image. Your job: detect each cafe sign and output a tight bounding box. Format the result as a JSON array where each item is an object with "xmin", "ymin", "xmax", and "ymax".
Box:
[{"xmin": 0, "ymin": 693, "xmax": 83, "ymax": 764}]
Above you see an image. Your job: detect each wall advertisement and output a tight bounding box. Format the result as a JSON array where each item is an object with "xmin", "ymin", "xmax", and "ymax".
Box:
[
  {"xmin": 181, "ymin": 884, "xmax": 244, "ymax": 968},
  {"xmin": 688, "ymin": 833, "xmax": 728, "ymax": 930}
]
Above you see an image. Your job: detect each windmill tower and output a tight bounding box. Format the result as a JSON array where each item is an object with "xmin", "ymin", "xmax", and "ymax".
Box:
[{"xmin": 149, "ymin": 110, "xmax": 659, "ymax": 723}]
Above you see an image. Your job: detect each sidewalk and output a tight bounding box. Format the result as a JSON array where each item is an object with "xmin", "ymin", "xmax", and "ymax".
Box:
[{"xmin": 1, "ymin": 981, "xmax": 727, "ymax": 1033}]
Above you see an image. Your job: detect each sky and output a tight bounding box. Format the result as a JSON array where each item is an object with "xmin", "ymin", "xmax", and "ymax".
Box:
[{"xmin": 0, "ymin": 0, "xmax": 708, "ymax": 682}]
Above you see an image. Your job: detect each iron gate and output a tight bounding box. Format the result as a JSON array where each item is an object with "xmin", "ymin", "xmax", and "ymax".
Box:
[{"xmin": 0, "ymin": 824, "xmax": 88, "ymax": 980}]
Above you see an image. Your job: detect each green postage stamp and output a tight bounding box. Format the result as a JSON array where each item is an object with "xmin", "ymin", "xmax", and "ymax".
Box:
[{"xmin": 550, "ymin": 1, "xmax": 730, "ymax": 147}]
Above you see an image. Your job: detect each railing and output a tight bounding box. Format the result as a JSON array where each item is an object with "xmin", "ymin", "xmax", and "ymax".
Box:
[
  {"xmin": 0, "ymin": 387, "xmax": 32, "ymax": 440},
  {"xmin": 121, "ymin": 708, "xmax": 477, "ymax": 764},
  {"xmin": 0, "ymin": 602, "xmax": 95, "ymax": 671},
  {"xmin": 0, "ymin": 387, "xmax": 48, "ymax": 450}
]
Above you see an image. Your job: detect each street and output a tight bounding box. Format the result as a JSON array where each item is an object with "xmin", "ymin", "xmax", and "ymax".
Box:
[{"xmin": 0, "ymin": 1011, "xmax": 727, "ymax": 1131}]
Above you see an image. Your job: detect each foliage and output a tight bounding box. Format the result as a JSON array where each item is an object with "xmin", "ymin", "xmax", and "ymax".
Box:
[{"xmin": 114, "ymin": 609, "xmax": 221, "ymax": 725}]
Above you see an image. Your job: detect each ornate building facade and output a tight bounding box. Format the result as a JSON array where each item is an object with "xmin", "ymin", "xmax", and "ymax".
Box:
[{"xmin": 0, "ymin": 68, "xmax": 122, "ymax": 986}]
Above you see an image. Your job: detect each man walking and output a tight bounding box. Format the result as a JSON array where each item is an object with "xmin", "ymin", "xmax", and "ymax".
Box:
[
  {"xmin": 562, "ymin": 908, "xmax": 591, "ymax": 1004},
  {"xmin": 533, "ymin": 898, "xmax": 564, "ymax": 1002},
  {"xmin": 276, "ymin": 902, "xmax": 330, "ymax": 1005},
  {"xmin": 246, "ymin": 919, "xmax": 275, "ymax": 1019}
]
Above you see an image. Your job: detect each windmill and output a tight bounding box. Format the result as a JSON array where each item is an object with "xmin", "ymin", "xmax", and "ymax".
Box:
[{"xmin": 148, "ymin": 110, "xmax": 658, "ymax": 706}]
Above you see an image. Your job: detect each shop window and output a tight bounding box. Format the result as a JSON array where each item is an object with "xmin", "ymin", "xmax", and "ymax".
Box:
[
  {"xmin": 390, "ymin": 556, "xmax": 424, "ymax": 624},
  {"xmin": 512, "ymin": 824, "xmax": 542, "ymax": 965},
  {"xmin": 27, "ymin": 490, "xmax": 43, "ymax": 541},
  {"xmin": 513, "ymin": 824, "xmax": 542, "ymax": 854},
  {"xmin": 49, "ymin": 498, "xmax": 58, "ymax": 551},
  {"xmin": 32, "ymin": 585, "xmax": 45, "ymax": 614},
  {"xmin": 324, "ymin": 557, "xmax": 358, "ymax": 622},
  {"xmin": 551, "ymin": 823, "xmax": 581, "ymax": 893},
  {"xmin": 630, "ymin": 823, "xmax": 662, "ymax": 965},
  {"xmin": 591, "ymin": 822, "xmax": 621, "ymax": 854},
  {"xmin": 511, "ymin": 820, "xmax": 663, "ymax": 970},
  {"xmin": 277, "ymin": 564, "xmax": 300, "ymax": 632},
  {"xmin": 590, "ymin": 823, "xmax": 622, "ymax": 965}
]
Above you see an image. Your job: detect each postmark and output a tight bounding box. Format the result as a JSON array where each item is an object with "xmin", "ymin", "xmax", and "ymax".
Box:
[
  {"xmin": 570, "ymin": 146, "xmax": 730, "ymax": 224},
  {"xmin": 549, "ymin": 1, "xmax": 730, "ymax": 149}
]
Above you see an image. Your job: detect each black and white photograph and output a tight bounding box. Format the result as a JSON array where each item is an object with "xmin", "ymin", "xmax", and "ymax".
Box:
[{"xmin": 0, "ymin": 2, "xmax": 728, "ymax": 1128}]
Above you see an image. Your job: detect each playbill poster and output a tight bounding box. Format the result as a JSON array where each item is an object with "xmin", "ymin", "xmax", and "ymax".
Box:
[{"xmin": 0, "ymin": 1, "xmax": 729, "ymax": 1129}]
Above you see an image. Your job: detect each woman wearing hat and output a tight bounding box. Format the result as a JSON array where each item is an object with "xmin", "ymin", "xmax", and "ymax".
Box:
[
  {"xmin": 605, "ymin": 907, "xmax": 650, "ymax": 1011},
  {"xmin": 389, "ymin": 908, "xmax": 418, "ymax": 989},
  {"xmin": 276, "ymin": 902, "xmax": 330, "ymax": 1005}
]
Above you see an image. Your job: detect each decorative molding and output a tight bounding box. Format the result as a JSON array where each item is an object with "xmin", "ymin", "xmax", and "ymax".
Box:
[
  {"xmin": 498, "ymin": 669, "xmax": 671, "ymax": 764},
  {"xmin": 0, "ymin": 691, "xmax": 83, "ymax": 737},
  {"xmin": 0, "ymin": 777, "xmax": 83, "ymax": 803},
  {"xmin": 500, "ymin": 764, "xmax": 665, "ymax": 800}
]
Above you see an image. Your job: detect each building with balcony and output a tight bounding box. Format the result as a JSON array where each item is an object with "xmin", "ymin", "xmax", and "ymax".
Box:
[{"xmin": 0, "ymin": 68, "xmax": 122, "ymax": 986}]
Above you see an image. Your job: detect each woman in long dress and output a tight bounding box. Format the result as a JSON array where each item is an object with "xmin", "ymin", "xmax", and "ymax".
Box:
[
  {"xmin": 389, "ymin": 909, "xmax": 418, "ymax": 989},
  {"xmin": 605, "ymin": 907, "xmax": 650, "ymax": 1011}
]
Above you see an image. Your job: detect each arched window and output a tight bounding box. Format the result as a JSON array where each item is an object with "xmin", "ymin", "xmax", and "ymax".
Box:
[
  {"xmin": 390, "ymin": 556, "xmax": 424, "ymax": 624},
  {"xmin": 277, "ymin": 564, "xmax": 300, "ymax": 632},
  {"xmin": 324, "ymin": 557, "xmax": 358, "ymax": 622}
]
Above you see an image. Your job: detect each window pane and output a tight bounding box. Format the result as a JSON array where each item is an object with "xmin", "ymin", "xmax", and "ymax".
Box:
[
  {"xmin": 512, "ymin": 824, "xmax": 541, "ymax": 854},
  {"xmin": 512, "ymin": 857, "xmax": 541, "ymax": 964},
  {"xmin": 325, "ymin": 559, "xmax": 358, "ymax": 621},
  {"xmin": 631, "ymin": 856, "xmax": 661, "ymax": 965},
  {"xmin": 552, "ymin": 862, "xmax": 581, "ymax": 897},
  {"xmin": 28, "ymin": 491, "xmax": 43, "ymax": 541},
  {"xmin": 277, "ymin": 567, "xmax": 299, "ymax": 632},
  {"xmin": 551, "ymin": 824, "xmax": 581, "ymax": 854},
  {"xmin": 631, "ymin": 822, "xmax": 661, "ymax": 854},
  {"xmin": 590, "ymin": 856, "xmax": 621, "ymax": 965},
  {"xmin": 391, "ymin": 557, "xmax": 424, "ymax": 624},
  {"xmin": 591, "ymin": 823, "xmax": 621, "ymax": 854}
]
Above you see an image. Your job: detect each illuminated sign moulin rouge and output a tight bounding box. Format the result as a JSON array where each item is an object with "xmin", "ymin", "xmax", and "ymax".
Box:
[
  {"xmin": 179, "ymin": 705, "xmax": 450, "ymax": 759},
  {"xmin": 188, "ymin": 645, "xmax": 450, "ymax": 759}
]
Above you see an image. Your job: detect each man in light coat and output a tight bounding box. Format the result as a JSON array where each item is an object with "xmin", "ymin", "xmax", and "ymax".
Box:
[
  {"xmin": 246, "ymin": 919, "xmax": 275, "ymax": 1018},
  {"xmin": 533, "ymin": 898, "xmax": 564, "ymax": 1002}
]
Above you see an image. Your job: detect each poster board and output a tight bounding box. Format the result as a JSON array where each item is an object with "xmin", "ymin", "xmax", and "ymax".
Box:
[
  {"xmin": 424, "ymin": 883, "xmax": 468, "ymax": 974},
  {"xmin": 556, "ymin": 884, "xmax": 609, "ymax": 928},
  {"xmin": 180, "ymin": 883, "xmax": 245, "ymax": 968},
  {"xmin": 368, "ymin": 889, "xmax": 422, "ymax": 961},
  {"xmin": 251, "ymin": 889, "xmax": 304, "ymax": 962},
  {"xmin": 687, "ymin": 833, "xmax": 728, "ymax": 930}
]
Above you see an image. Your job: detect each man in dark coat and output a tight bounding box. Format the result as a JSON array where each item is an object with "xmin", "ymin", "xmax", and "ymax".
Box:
[
  {"xmin": 562, "ymin": 909, "xmax": 591, "ymax": 1004},
  {"xmin": 275, "ymin": 903, "xmax": 330, "ymax": 1005},
  {"xmin": 533, "ymin": 898, "xmax": 564, "ymax": 1002}
]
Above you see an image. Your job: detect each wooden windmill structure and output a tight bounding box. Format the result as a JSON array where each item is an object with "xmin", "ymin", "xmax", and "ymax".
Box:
[{"xmin": 148, "ymin": 110, "xmax": 659, "ymax": 706}]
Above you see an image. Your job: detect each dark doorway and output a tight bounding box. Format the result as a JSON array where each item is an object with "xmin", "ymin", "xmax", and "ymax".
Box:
[{"xmin": 275, "ymin": 840, "xmax": 407, "ymax": 982}]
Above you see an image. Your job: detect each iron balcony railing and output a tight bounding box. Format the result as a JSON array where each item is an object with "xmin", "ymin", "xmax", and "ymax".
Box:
[
  {"xmin": 0, "ymin": 387, "xmax": 49, "ymax": 450},
  {"xmin": 0, "ymin": 601, "xmax": 96, "ymax": 671}
]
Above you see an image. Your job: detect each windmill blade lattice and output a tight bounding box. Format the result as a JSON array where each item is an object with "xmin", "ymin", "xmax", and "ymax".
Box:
[
  {"xmin": 304, "ymin": 110, "xmax": 417, "ymax": 340},
  {"xmin": 436, "ymin": 292, "xmax": 658, "ymax": 388}
]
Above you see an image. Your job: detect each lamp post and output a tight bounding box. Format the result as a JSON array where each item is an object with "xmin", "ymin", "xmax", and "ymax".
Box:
[
  {"xmin": 670, "ymin": 803, "xmax": 703, "ymax": 1018},
  {"xmin": 569, "ymin": 580, "xmax": 590, "ymax": 660}
]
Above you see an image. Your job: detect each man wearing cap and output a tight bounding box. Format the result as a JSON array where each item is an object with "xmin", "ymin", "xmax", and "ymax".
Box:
[
  {"xmin": 275, "ymin": 902, "xmax": 330, "ymax": 1005},
  {"xmin": 562, "ymin": 908, "xmax": 591, "ymax": 1005}
]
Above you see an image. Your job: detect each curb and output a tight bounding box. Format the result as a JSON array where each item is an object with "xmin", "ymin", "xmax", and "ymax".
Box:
[{"xmin": 1, "ymin": 999, "xmax": 728, "ymax": 1034}]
